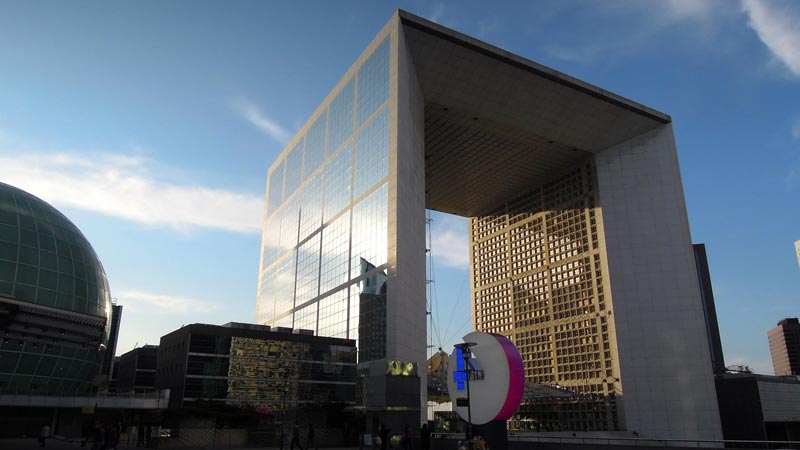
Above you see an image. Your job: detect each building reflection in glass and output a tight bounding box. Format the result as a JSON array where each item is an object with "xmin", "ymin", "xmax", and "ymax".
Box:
[
  {"xmin": 356, "ymin": 258, "xmax": 386, "ymax": 362},
  {"xmin": 158, "ymin": 324, "xmax": 356, "ymax": 413}
]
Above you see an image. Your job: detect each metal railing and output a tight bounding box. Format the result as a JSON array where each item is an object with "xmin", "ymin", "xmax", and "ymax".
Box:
[{"xmin": 432, "ymin": 432, "xmax": 800, "ymax": 449}]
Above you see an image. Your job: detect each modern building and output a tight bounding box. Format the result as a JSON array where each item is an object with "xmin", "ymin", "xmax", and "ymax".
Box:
[
  {"xmin": 768, "ymin": 318, "xmax": 800, "ymax": 376},
  {"xmin": 155, "ymin": 323, "xmax": 356, "ymax": 413},
  {"xmin": 117, "ymin": 344, "xmax": 159, "ymax": 393},
  {"xmin": 257, "ymin": 10, "xmax": 721, "ymax": 439},
  {"xmin": 0, "ymin": 181, "xmax": 111, "ymax": 395},
  {"xmin": 694, "ymin": 243, "xmax": 726, "ymax": 375},
  {"xmin": 715, "ymin": 373, "xmax": 800, "ymax": 442},
  {"xmin": 100, "ymin": 302, "xmax": 123, "ymax": 387}
]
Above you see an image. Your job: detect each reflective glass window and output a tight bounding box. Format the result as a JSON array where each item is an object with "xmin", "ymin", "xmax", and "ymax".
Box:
[
  {"xmin": 318, "ymin": 288, "xmax": 348, "ymax": 338},
  {"xmin": 354, "ymin": 106, "xmax": 389, "ymax": 199},
  {"xmin": 357, "ymin": 37, "xmax": 390, "ymax": 126},
  {"xmin": 353, "ymin": 266, "xmax": 387, "ymax": 362},
  {"xmin": 298, "ymin": 172, "xmax": 324, "ymax": 241},
  {"xmin": 283, "ymin": 139, "xmax": 305, "ymax": 199},
  {"xmin": 267, "ymin": 161, "xmax": 285, "ymax": 216},
  {"xmin": 348, "ymin": 288, "xmax": 360, "ymax": 342},
  {"xmin": 323, "ymin": 143, "xmax": 352, "ymax": 223},
  {"xmin": 261, "ymin": 216, "xmax": 281, "ymax": 270},
  {"xmin": 350, "ymin": 183, "xmax": 388, "ymax": 277},
  {"xmin": 320, "ymin": 211, "xmax": 350, "ymax": 294},
  {"xmin": 305, "ymin": 112, "xmax": 327, "ymax": 177},
  {"xmin": 274, "ymin": 315, "xmax": 293, "ymax": 329},
  {"xmin": 279, "ymin": 197, "xmax": 300, "ymax": 253},
  {"xmin": 273, "ymin": 249, "xmax": 296, "ymax": 318},
  {"xmin": 256, "ymin": 267, "xmax": 275, "ymax": 325},
  {"xmin": 295, "ymin": 232, "xmax": 321, "ymax": 306},
  {"xmin": 328, "ymin": 79, "xmax": 354, "ymax": 153},
  {"xmin": 294, "ymin": 301, "xmax": 318, "ymax": 335}
]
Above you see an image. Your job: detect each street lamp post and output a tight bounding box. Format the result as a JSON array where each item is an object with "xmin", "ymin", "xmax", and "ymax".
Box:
[
  {"xmin": 454, "ymin": 342, "xmax": 477, "ymax": 441},
  {"xmin": 282, "ymin": 380, "xmax": 289, "ymax": 450}
]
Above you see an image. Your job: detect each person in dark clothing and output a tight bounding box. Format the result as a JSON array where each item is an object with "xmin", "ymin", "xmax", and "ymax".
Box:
[
  {"xmin": 379, "ymin": 424, "xmax": 389, "ymax": 450},
  {"xmin": 402, "ymin": 424, "xmax": 412, "ymax": 450},
  {"xmin": 81, "ymin": 419, "xmax": 93, "ymax": 447},
  {"xmin": 306, "ymin": 423, "xmax": 318, "ymax": 450},
  {"xmin": 420, "ymin": 423, "xmax": 430, "ymax": 450},
  {"xmin": 38, "ymin": 425, "xmax": 50, "ymax": 447},
  {"xmin": 105, "ymin": 424, "xmax": 119, "ymax": 450},
  {"xmin": 136, "ymin": 424, "xmax": 145, "ymax": 447},
  {"xmin": 290, "ymin": 421, "xmax": 304, "ymax": 450},
  {"xmin": 91, "ymin": 422, "xmax": 105, "ymax": 450}
]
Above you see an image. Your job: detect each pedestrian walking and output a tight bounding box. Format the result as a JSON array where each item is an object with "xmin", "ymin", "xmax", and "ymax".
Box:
[
  {"xmin": 136, "ymin": 424, "xmax": 145, "ymax": 447},
  {"xmin": 379, "ymin": 424, "xmax": 389, "ymax": 450},
  {"xmin": 38, "ymin": 424, "xmax": 50, "ymax": 447},
  {"xmin": 420, "ymin": 423, "xmax": 430, "ymax": 450},
  {"xmin": 401, "ymin": 424, "xmax": 412, "ymax": 450},
  {"xmin": 306, "ymin": 423, "xmax": 318, "ymax": 450},
  {"xmin": 290, "ymin": 421, "xmax": 304, "ymax": 450}
]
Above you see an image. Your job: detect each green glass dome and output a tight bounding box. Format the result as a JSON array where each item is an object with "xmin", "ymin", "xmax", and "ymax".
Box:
[
  {"xmin": 0, "ymin": 182, "xmax": 110, "ymax": 394},
  {"xmin": 0, "ymin": 182, "xmax": 110, "ymax": 317}
]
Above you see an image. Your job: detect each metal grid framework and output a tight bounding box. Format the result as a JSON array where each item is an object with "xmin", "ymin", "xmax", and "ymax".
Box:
[{"xmin": 469, "ymin": 160, "xmax": 618, "ymax": 431}]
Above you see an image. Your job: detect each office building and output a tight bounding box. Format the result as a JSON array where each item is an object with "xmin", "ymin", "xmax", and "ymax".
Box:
[
  {"xmin": 100, "ymin": 302, "xmax": 123, "ymax": 387},
  {"xmin": 715, "ymin": 373, "xmax": 800, "ymax": 442},
  {"xmin": 117, "ymin": 344, "xmax": 159, "ymax": 393},
  {"xmin": 0, "ymin": 181, "xmax": 111, "ymax": 395},
  {"xmin": 155, "ymin": 323, "xmax": 356, "ymax": 412},
  {"xmin": 768, "ymin": 318, "xmax": 800, "ymax": 376},
  {"xmin": 257, "ymin": 10, "xmax": 721, "ymax": 439}
]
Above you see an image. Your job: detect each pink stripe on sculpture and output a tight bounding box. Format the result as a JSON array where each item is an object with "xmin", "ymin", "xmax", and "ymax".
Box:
[{"xmin": 492, "ymin": 333, "xmax": 525, "ymax": 420}]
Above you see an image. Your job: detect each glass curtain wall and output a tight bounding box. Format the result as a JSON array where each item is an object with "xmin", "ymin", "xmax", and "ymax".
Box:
[{"xmin": 258, "ymin": 36, "xmax": 391, "ymax": 358}]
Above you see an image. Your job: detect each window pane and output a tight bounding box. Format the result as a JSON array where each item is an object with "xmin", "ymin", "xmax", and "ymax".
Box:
[
  {"xmin": 305, "ymin": 112, "xmax": 327, "ymax": 178},
  {"xmin": 283, "ymin": 139, "xmax": 305, "ymax": 199},
  {"xmin": 354, "ymin": 106, "xmax": 389, "ymax": 199},
  {"xmin": 328, "ymin": 79, "xmax": 354, "ymax": 154},
  {"xmin": 320, "ymin": 211, "xmax": 350, "ymax": 294},
  {"xmin": 295, "ymin": 232, "xmax": 321, "ymax": 306},
  {"xmin": 357, "ymin": 37, "xmax": 390, "ymax": 126},
  {"xmin": 299, "ymin": 172, "xmax": 324, "ymax": 241},
  {"xmin": 323, "ymin": 144, "xmax": 352, "ymax": 223},
  {"xmin": 350, "ymin": 183, "xmax": 388, "ymax": 278},
  {"xmin": 267, "ymin": 161, "xmax": 285, "ymax": 216}
]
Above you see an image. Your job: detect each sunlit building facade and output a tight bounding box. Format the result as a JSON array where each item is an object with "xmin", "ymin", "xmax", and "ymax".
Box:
[{"xmin": 258, "ymin": 10, "xmax": 722, "ymax": 439}]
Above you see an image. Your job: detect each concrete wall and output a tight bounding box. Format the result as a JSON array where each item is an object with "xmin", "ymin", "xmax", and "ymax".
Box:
[
  {"xmin": 594, "ymin": 124, "xmax": 722, "ymax": 440},
  {"xmin": 388, "ymin": 14, "xmax": 428, "ymax": 424}
]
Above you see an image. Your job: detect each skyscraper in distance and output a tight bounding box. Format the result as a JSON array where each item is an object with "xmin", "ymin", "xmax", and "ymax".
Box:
[
  {"xmin": 256, "ymin": 10, "xmax": 721, "ymax": 438},
  {"xmin": 768, "ymin": 318, "xmax": 800, "ymax": 376}
]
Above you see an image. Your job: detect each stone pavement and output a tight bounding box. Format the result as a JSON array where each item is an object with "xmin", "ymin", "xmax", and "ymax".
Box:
[{"xmin": 0, "ymin": 438, "xmax": 361, "ymax": 450}]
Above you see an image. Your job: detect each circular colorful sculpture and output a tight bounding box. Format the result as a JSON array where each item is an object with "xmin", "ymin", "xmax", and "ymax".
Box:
[{"xmin": 446, "ymin": 331, "xmax": 525, "ymax": 425}]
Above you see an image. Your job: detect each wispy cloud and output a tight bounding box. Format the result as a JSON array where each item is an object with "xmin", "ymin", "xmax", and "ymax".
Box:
[
  {"xmin": 792, "ymin": 118, "xmax": 800, "ymax": 140},
  {"xmin": 543, "ymin": 0, "xmax": 729, "ymax": 64},
  {"xmin": 429, "ymin": 3, "xmax": 447, "ymax": 24},
  {"xmin": 477, "ymin": 17, "xmax": 499, "ymax": 40},
  {"xmin": 231, "ymin": 97, "xmax": 292, "ymax": 144},
  {"xmin": 117, "ymin": 289, "xmax": 218, "ymax": 314},
  {"xmin": 430, "ymin": 214, "xmax": 469, "ymax": 269},
  {"xmin": 742, "ymin": 0, "xmax": 800, "ymax": 77},
  {"xmin": 0, "ymin": 135, "xmax": 262, "ymax": 234}
]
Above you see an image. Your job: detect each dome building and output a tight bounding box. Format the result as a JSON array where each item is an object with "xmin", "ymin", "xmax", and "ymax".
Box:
[{"xmin": 0, "ymin": 182, "xmax": 110, "ymax": 394}]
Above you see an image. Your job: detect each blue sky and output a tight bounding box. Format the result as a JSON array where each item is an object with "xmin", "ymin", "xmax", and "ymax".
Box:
[{"xmin": 0, "ymin": 0, "xmax": 798, "ymax": 374}]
